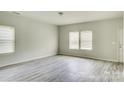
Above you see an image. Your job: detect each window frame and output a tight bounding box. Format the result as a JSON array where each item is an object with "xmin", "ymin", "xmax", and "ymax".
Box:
[
  {"xmin": 68, "ymin": 30, "xmax": 93, "ymax": 51},
  {"xmin": 69, "ymin": 31, "xmax": 80, "ymax": 50},
  {"xmin": 0, "ymin": 25, "xmax": 15, "ymax": 54},
  {"xmin": 80, "ymin": 30, "xmax": 93, "ymax": 50}
]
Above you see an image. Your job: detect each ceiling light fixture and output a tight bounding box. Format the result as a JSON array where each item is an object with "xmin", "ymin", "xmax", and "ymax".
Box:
[
  {"xmin": 58, "ymin": 12, "xmax": 64, "ymax": 16},
  {"xmin": 9, "ymin": 11, "xmax": 23, "ymax": 15}
]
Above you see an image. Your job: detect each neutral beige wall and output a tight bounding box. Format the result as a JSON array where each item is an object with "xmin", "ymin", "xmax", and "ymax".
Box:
[
  {"xmin": 0, "ymin": 12, "xmax": 58, "ymax": 67},
  {"xmin": 59, "ymin": 18, "xmax": 123, "ymax": 62},
  {"xmin": 122, "ymin": 12, "xmax": 124, "ymax": 63}
]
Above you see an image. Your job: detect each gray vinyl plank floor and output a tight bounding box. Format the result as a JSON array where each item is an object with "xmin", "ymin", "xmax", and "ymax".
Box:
[{"xmin": 0, "ymin": 55, "xmax": 124, "ymax": 82}]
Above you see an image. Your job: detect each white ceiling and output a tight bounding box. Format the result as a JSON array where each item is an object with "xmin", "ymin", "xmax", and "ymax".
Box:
[{"xmin": 10, "ymin": 11, "xmax": 123, "ymax": 25}]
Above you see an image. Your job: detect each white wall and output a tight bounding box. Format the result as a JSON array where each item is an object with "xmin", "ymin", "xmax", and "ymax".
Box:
[
  {"xmin": 122, "ymin": 12, "xmax": 124, "ymax": 63},
  {"xmin": 0, "ymin": 12, "xmax": 58, "ymax": 67},
  {"xmin": 59, "ymin": 18, "xmax": 123, "ymax": 62}
]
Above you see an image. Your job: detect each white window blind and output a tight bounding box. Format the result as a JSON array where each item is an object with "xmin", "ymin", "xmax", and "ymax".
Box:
[
  {"xmin": 0, "ymin": 26, "xmax": 15, "ymax": 54},
  {"xmin": 69, "ymin": 32, "xmax": 79, "ymax": 49},
  {"xmin": 80, "ymin": 31, "xmax": 92, "ymax": 50}
]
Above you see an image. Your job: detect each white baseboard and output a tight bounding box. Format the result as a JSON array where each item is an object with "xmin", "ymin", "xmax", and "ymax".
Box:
[
  {"xmin": 0, "ymin": 53, "xmax": 121, "ymax": 68},
  {"xmin": 59, "ymin": 53, "xmax": 119, "ymax": 63},
  {"xmin": 0, "ymin": 53, "xmax": 57, "ymax": 68}
]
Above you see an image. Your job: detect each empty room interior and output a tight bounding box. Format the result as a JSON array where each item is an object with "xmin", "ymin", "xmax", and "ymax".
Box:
[{"xmin": 0, "ymin": 11, "xmax": 124, "ymax": 82}]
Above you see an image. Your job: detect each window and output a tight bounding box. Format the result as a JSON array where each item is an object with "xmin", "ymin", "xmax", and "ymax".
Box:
[
  {"xmin": 80, "ymin": 31, "xmax": 92, "ymax": 50},
  {"xmin": 69, "ymin": 32, "xmax": 79, "ymax": 49},
  {"xmin": 0, "ymin": 26, "xmax": 15, "ymax": 54}
]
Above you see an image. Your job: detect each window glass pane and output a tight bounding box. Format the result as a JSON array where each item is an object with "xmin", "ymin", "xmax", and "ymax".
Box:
[
  {"xmin": 69, "ymin": 32, "xmax": 79, "ymax": 49},
  {"xmin": 0, "ymin": 26, "xmax": 15, "ymax": 54},
  {"xmin": 81, "ymin": 31, "xmax": 92, "ymax": 50}
]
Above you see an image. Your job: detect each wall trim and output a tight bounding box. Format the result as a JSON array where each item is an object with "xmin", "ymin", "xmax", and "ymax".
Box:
[
  {"xmin": 59, "ymin": 53, "xmax": 119, "ymax": 63},
  {"xmin": 0, "ymin": 53, "xmax": 57, "ymax": 68},
  {"xmin": 0, "ymin": 53, "xmax": 121, "ymax": 68}
]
